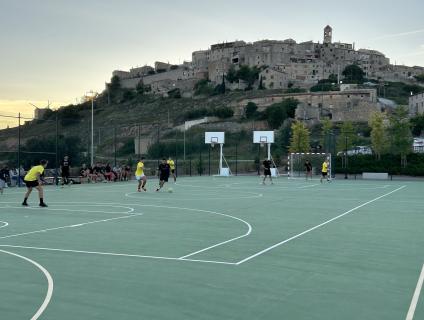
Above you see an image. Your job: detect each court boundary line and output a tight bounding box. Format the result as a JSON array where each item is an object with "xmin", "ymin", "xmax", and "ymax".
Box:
[
  {"xmin": 235, "ymin": 185, "xmax": 406, "ymax": 265},
  {"xmin": 406, "ymin": 264, "xmax": 424, "ymax": 320},
  {"xmin": 0, "ymin": 186, "xmax": 407, "ymax": 266},
  {"xmin": 0, "ymin": 204, "xmax": 135, "ymax": 215},
  {"xmin": 0, "ymin": 221, "xmax": 8, "ymax": 229},
  {"xmin": 0, "ymin": 249, "xmax": 53, "ymax": 320},
  {"xmin": 0, "ymin": 214, "xmax": 141, "ymax": 240},
  {"xmin": 0, "ymin": 244, "xmax": 237, "ymax": 266}
]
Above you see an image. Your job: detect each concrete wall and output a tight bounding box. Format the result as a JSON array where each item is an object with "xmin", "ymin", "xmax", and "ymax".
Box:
[
  {"xmin": 409, "ymin": 93, "xmax": 424, "ymax": 116},
  {"xmin": 235, "ymin": 89, "xmax": 379, "ymax": 122}
]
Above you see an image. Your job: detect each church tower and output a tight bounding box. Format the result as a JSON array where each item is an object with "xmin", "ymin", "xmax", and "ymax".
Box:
[{"xmin": 324, "ymin": 25, "xmax": 332, "ymax": 44}]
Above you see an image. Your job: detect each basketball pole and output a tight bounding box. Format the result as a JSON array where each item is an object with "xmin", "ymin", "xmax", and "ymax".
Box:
[
  {"xmin": 219, "ymin": 143, "xmax": 223, "ymax": 175},
  {"xmin": 267, "ymin": 143, "xmax": 271, "ymax": 160}
]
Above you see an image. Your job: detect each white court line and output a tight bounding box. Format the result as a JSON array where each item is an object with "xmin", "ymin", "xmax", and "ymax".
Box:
[
  {"xmin": 125, "ymin": 203, "xmax": 252, "ymax": 259},
  {"xmin": 0, "ymin": 205, "xmax": 135, "ymax": 215},
  {"xmin": 20, "ymin": 201, "xmax": 252, "ymax": 261},
  {"xmin": 297, "ymin": 184, "xmax": 318, "ymax": 189},
  {"xmin": 0, "ymin": 249, "xmax": 53, "ymax": 320},
  {"xmin": 235, "ymin": 185, "xmax": 406, "ymax": 265},
  {"xmin": 0, "ymin": 214, "xmax": 141, "ymax": 240},
  {"xmin": 124, "ymin": 191, "xmax": 263, "ymax": 201},
  {"xmin": 0, "ymin": 221, "xmax": 9, "ymax": 229},
  {"xmin": 406, "ymin": 264, "xmax": 424, "ymax": 320},
  {"xmin": 0, "ymin": 244, "xmax": 236, "ymax": 266}
]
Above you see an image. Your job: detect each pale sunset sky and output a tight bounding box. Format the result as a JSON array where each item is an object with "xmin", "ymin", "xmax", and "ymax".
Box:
[{"xmin": 0, "ymin": 0, "xmax": 423, "ymax": 127}]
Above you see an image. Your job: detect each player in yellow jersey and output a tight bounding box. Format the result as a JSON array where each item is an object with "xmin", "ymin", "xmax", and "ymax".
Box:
[
  {"xmin": 320, "ymin": 159, "xmax": 330, "ymax": 183},
  {"xmin": 22, "ymin": 159, "xmax": 49, "ymax": 207},
  {"xmin": 167, "ymin": 157, "xmax": 176, "ymax": 183},
  {"xmin": 135, "ymin": 157, "xmax": 147, "ymax": 192}
]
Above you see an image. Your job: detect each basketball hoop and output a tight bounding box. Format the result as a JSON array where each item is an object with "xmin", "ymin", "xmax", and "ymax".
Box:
[
  {"xmin": 260, "ymin": 142, "xmax": 265, "ymax": 148},
  {"xmin": 211, "ymin": 143, "xmax": 215, "ymax": 148}
]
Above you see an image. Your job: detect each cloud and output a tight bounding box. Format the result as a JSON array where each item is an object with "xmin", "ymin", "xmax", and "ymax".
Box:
[{"xmin": 373, "ymin": 28, "xmax": 424, "ymax": 40}]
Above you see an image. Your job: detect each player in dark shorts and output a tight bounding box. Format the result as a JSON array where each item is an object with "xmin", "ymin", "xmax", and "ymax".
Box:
[
  {"xmin": 61, "ymin": 155, "xmax": 71, "ymax": 187},
  {"xmin": 304, "ymin": 160, "xmax": 313, "ymax": 180},
  {"xmin": 262, "ymin": 158, "xmax": 273, "ymax": 185},
  {"xmin": 22, "ymin": 159, "xmax": 49, "ymax": 207},
  {"xmin": 156, "ymin": 158, "xmax": 170, "ymax": 192}
]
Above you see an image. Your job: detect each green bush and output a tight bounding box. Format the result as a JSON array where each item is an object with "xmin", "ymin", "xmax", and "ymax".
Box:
[
  {"xmin": 334, "ymin": 153, "xmax": 424, "ymax": 176},
  {"xmin": 213, "ymin": 106, "xmax": 234, "ymax": 119}
]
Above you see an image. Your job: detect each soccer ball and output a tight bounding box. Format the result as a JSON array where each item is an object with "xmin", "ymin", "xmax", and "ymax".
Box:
[{"xmin": 168, "ymin": 188, "xmax": 173, "ymax": 193}]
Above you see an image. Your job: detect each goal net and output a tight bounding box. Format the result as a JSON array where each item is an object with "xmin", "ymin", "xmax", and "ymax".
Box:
[{"xmin": 288, "ymin": 153, "xmax": 331, "ymax": 179}]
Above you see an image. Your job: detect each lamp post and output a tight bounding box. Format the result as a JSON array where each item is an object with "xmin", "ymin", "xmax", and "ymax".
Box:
[{"xmin": 86, "ymin": 91, "xmax": 98, "ymax": 166}]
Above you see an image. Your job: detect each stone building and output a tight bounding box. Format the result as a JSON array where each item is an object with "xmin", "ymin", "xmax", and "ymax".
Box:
[
  {"xmin": 234, "ymin": 89, "xmax": 380, "ymax": 122},
  {"xmin": 109, "ymin": 25, "xmax": 424, "ymax": 94},
  {"xmin": 409, "ymin": 93, "xmax": 424, "ymax": 116}
]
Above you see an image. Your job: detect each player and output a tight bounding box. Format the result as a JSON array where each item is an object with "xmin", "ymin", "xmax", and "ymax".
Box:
[
  {"xmin": 304, "ymin": 160, "xmax": 313, "ymax": 180},
  {"xmin": 135, "ymin": 157, "xmax": 147, "ymax": 192},
  {"xmin": 167, "ymin": 157, "xmax": 176, "ymax": 183},
  {"xmin": 0, "ymin": 165, "xmax": 10, "ymax": 195},
  {"xmin": 320, "ymin": 159, "xmax": 330, "ymax": 183},
  {"xmin": 61, "ymin": 155, "xmax": 71, "ymax": 187},
  {"xmin": 262, "ymin": 158, "xmax": 273, "ymax": 185},
  {"xmin": 22, "ymin": 159, "xmax": 48, "ymax": 207},
  {"xmin": 156, "ymin": 158, "xmax": 170, "ymax": 191}
]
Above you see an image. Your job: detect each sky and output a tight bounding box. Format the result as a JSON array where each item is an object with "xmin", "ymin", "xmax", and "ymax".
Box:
[{"xmin": 0, "ymin": 0, "xmax": 423, "ymax": 126}]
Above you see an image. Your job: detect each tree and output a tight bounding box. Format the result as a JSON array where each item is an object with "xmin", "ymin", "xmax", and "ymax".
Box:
[
  {"xmin": 194, "ymin": 79, "xmax": 214, "ymax": 96},
  {"xmin": 411, "ymin": 114, "xmax": 424, "ymax": 136},
  {"xmin": 122, "ymin": 89, "xmax": 136, "ymax": 101},
  {"xmin": 342, "ymin": 65, "xmax": 365, "ymax": 83},
  {"xmin": 369, "ymin": 112, "xmax": 388, "ymax": 160},
  {"xmin": 414, "ymin": 74, "xmax": 424, "ymax": 83},
  {"xmin": 276, "ymin": 119, "xmax": 293, "ymax": 154},
  {"xmin": 109, "ymin": 75, "xmax": 121, "ymax": 92},
  {"xmin": 289, "ymin": 121, "xmax": 310, "ymax": 153},
  {"xmin": 236, "ymin": 65, "xmax": 260, "ymax": 89},
  {"xmin": 245, "ymin": 102, "xmax": 258, "ymax": 119},
  {"xmin": 213, "ymin": 107, "xmax": 234, "ymax": 119},
  {"xmin": 310, "ymin": 83, "xmax": 339, "ymax": 92},
  {"xmin": 226, "ymin": 65, "xmax": 238, "ymax": 83},
  {"xmin": 320, "ymin": 118, "xmax": 333, "ymax": 152},
  {"xmin": 388, "ymin": 106, "xmax": 413, "ymax": 167},
  {"xmin": 265, "ymin": 98, "xmax": 299, "ymax": 129},
  {"xmin": 336, "ymin": 121, "xmax": 356, "ymax": 152}
]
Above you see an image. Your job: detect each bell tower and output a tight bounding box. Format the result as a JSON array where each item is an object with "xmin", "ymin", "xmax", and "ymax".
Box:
[{"xmin": 324, "ymin": 25, "xmax": 332, "ymax": 44}]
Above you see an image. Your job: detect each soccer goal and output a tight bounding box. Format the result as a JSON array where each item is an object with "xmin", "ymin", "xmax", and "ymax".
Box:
[{"xmin": 288, "ymin": 153, "xmax": 331, "ymax": 179}]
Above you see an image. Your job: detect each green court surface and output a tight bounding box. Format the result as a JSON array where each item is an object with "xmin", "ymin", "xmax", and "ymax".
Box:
[{"xmin": 0, "ymin": 176, "xmax": 423, "ymax": 320}]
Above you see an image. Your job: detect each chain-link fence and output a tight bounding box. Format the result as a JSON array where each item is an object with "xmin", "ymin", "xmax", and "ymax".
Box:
[{"xmin": 2, "ymin": 110, "xmax": 424, "ymax": 188}]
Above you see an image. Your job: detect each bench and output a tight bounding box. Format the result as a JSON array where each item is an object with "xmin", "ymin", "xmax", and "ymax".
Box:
[{"xmin": 362, "ymin": 172, "xmax": 389, "ymax": 180}]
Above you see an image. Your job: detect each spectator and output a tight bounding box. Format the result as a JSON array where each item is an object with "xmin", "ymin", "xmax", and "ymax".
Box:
[{"xmin": 0, "ymin": 165, "xmax": 10, "ymax": 194}]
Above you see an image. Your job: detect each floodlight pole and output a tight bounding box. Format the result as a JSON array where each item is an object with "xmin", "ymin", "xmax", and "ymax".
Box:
[
  {"xmin": 91, "ymin": 97, "xmax": 94, "ymax": 166},
  {"xmin": 86, "ymin": 91, "xmax": 97, "ymax": 166}
]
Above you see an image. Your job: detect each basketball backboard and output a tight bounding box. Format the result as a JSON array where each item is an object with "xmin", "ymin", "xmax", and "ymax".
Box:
[
  {"xmin": 205, "ymin": 132, "xmax": 225, "ymax": 144},
  {"xmin": 253, "ymin": 131, "xmax": 274, "ymax": 144}
]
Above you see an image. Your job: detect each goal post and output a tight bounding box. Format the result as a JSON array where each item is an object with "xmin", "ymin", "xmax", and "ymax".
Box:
[{"xmin": 288, "ymin": 152, "xmax": 331, "ymax": 179}]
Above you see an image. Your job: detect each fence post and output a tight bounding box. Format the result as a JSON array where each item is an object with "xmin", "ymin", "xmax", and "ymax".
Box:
[
  {"xmin": 114, "ymin": 127, "xmax": 117, "ymax": 167},
  {"xmin": 189, "ymin": 159, "xmax": 192, "ymax": 176},
  {"xmin": 235, "ymin": 143, "xmax": 238, "ymax": 176},
  {"xmin": 17, "ymin": 113, "xmax": 21, "ymax": 187},
  {"xmin": 55, "ymin": 113, "xmax": 59, "ymax": 185},
  {"xmin": 199, "ymin": 149, "xmax": 202, "ymax": 176}
]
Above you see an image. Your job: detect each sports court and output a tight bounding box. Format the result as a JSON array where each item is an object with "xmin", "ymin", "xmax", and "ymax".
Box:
[{"xmin": 0, "ymin": 176, "xmax": 423, "ymax": 319}]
